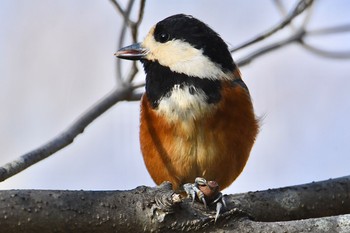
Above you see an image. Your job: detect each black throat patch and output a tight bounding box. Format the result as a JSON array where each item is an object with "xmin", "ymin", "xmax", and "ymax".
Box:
[{"xmin": 142, "ymin": 60, "xmax": 222, "ymax": 108}]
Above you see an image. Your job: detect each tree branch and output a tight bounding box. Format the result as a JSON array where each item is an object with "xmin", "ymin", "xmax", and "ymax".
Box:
[
  {"xmin": 0, "ymin": 87, "xmax": 134, "ymax": 182},
  {"xmin": 0, "ymin": 0, "xmax": 148, "ymax": 183},
  {"xmin": 109, "ymin": 0, "xmax": 134, "ymax": 27},
  {"xmin": 230, "ymin": 0, "xmax": 313, "ymax": 53},
  {"xmin": 237, "ymin": 28, "xmax": 306, "ymax": 66},
  {"xmin": 126, "ymin": 0, "xmax": 146, "ymax": 83},
  {"xmin": 115, "ymin": 0, "xmax": 135, "ymax": 84},
  {"xmin": 0, "ymin": 176, "xmax": 349, "ymax": 232},
  {"xmin": 308, "ymin": 24, "xmax": 350, "ymax": 36},
  {"xmin": 300, "ymin": 42, "xmax": 350, "ymax": 59}
]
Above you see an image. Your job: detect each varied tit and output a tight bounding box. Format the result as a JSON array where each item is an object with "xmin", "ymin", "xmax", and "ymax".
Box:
[{"xmin": 116, "ymin": 14, "xmax": 258, "ymax": 217}]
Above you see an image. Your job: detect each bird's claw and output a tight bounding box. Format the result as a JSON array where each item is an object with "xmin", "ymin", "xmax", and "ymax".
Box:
[
  {"xmin": 212, "ymin": 192, "xmax": 227, "ymax": 222},
  {"xmin": 183, "ymin": 177, "xmax": 226, "ymax": 222}
]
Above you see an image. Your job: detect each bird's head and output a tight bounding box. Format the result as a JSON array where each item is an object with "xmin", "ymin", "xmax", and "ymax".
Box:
[
  {"xmin": 116, "ymin": 14, "xmax": 237, "ymax": 81},
  {"xmin": 116, "ymin": 14, "xmax": 242, "ymax": 117}
]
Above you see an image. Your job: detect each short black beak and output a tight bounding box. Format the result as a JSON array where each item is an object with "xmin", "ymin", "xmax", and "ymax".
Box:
[{"xmin": 114, "ymin": 43, "xmax": 148, "ymax": 60}]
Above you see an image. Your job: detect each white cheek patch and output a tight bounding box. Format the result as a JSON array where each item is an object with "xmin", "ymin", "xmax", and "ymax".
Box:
[
  {"xmin": 142, "ymin": 28, "xmax": 233, "ymax": 80},
  {"xmin": 157, "ymin": 85, "xmax": 214, "ymax": 124}
]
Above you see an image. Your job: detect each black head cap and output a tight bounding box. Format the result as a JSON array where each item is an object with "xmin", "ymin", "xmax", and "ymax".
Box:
[{"xmin": 153, "ymin": 14, "xmax": 235, "ymax": 72}]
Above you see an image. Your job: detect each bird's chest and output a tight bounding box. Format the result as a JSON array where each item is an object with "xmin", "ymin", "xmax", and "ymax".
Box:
[
  {"xmin": 155, "ymin": 87, "xmax": 219, "ymax": 163},
  {"xmin": 157, "ymin": 85, "xmax": 215, "ymax": 124},
  {"xmin": 140, "ymin": 88, "xmax": 230, "ymax": 186}
]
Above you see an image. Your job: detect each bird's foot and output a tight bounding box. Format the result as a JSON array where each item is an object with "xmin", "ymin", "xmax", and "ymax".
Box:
[{"xmin": 183, "ymin": 177, "xmax": 227, "ymax": 222}]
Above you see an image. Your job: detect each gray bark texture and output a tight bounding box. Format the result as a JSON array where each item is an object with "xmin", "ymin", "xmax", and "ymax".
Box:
[{"xmin": 0, "ymin": 176, "xmax": 350, "ymax": 232}]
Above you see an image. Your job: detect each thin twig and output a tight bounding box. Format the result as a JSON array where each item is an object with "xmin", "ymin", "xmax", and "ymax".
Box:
[
  {"xmin": 301, "ymin": 0, "xmax": 313, "ymax": 28},
  {"xmin": 131, "ymin": 82, "xmax": 145, "ymax": 90},
  {"xmin": 237, "ymin": 29, "xmax": 306, "ymax": 67},
  {"xmin": 0, "ymin": 86, "xmax": 134, "ymax": 182},
  {"xmin": 308, "ymin": 24, "xmax": 350, "ymax": 36},
  {"xmin": 269, "ymin": 0, "xmax": 350, "ymax": 60},
  {"xmin": 109, "ymin": 0, "xmax": 134, "ymax": 27},
  {"xmin": 126, "ymin": 62, "xmax": 140, "ymax": 83},
  {"xmin": 231, "ymin": 0, "xmax": 313, "ymax": 53},
  {"xmin": 129, "ymin": 91, "xmax": 143, "ymax": 101},
  {"xmin": 109, "ymin": 0, "xmax": 124, "ymax": 15},
  {"xmin": 273, "ymin": 0, "xmax": 313, "ymax": 30},
  {"xmin": 116, "ymin": 0, "xmax": 136, "ymax": 84},
  {"xmin": 272, "ymin": 0, "xmax": 298, "ymax": 32},
  {"xmin": 131, "ymin": 0, "xmax": 146, "ymax": 42},
  {"xmin": 273, "ymin": 0, "xmax": 288, "ymax": 16},
  {"xmin": 126, "ymin": 0, "xmax": 146, "ymax": 83},
  {"xmin": 300, "ymin": 42, "xmax": 350, "ymax": 59}
]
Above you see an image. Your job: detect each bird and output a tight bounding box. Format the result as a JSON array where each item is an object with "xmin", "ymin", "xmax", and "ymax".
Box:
[{"xmin": 115, "ymin": 14, "xmax": 258, "ymax": 201}]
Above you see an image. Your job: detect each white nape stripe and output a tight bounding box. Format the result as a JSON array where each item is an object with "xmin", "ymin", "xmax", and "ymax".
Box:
[{"xmin": 142, "ymin": 27, "xmax": 233, "ymax": 80}]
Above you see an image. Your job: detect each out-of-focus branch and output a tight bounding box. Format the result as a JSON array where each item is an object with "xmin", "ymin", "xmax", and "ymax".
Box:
[
  {"xmin": 271, "ymin": 0, "xmax": 350, "ymax": 59},
  {"xmin": 0, "ymin": 0, "xmax": 147, "ymax": 183},
  {"xmin": 301, "ymin": 42, "xmax": 350, "ymax": 59},
  {"xmin": 0, "ymin": 86, "xmax": 137, "ymax": 182},
  {"xmin": 273, "ymin": 0, "xmax": 288, "ymax": 16},
  {"xmin": 116, "ymin": 0, "xmax": 135, "ymax": 84},
  {"xmin": 115, "ymin": 0, "xmax": 146, "ymax": 84},
  {"xmin": 235, "ymin": 0, "xmax": 350, "ymax": 66},
  {"xmin": 109, "ymin": 0, "xmax": 134, "ymax": 27},
  {"xmin": 109, "ymin": 0, "xmax": 123, "ymax": 14},
  {"xmin": 237, "ymin": 28, "xmax": 306, "ymax": 67},
  {"xmin": 126, "ymin": 0, "xmax": 146, "ymax": 83},
  {"xmin": 308, "ymin": 24, "xmax": 350, "ymax": 36},
  {"xmin": 230, "ymin": 0, "xmax": 313, "ymax": 53},
  {"xmin": 132, "ymin": 0, "xmax": 146, "ymax": 41},
  {"xmin": 232, "ymin": 0, "xmax": 313, "ymax": 66},
  {"xmin": 128, "ymin": 91, "xmax": 143, "ymax": 101}
]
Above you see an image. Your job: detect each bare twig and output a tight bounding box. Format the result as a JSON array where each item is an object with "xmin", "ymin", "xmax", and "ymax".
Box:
[
  {"xmin": 109, "ymin": 0, "xmax": 134, "ymax": 27},
  {"xmin": 235, "ymin": 0, "xmax": 350, "ymax": 65},
  {"xmin": 230, "ymin": 0, "xmax": 313, "ymax": 53},
  {"xmin": 308, "ymin": 24, "xmax": 350, "ymax": 36},
  {"xmin": 109, "ymin": 0, "xmax": 124, "ymax": 15},
  {"xmin": 0, "ymin": 86, "xmax": 134, "ymax": 182},
  {"xmin": 272, "ymin": 0, "xmax": 350, "ymax": 59},
  {"xmin": 116, "ymin": 0, "xmax": 136, "ymax": 84},
  {"xmin": 131, "ymin": 0, "xmax": 146, "ymax": 41},
  {"xmin": 126, "ymin": 0, "xmax": 146, "ymax": 83},
  {"xmin": 129, "ymin": 91, "xmax": 143, "ymax": 101},
  {"xmin": 235, "ymin": 0, "xmax": 312, "ymax": 66},
  {"xmin": 115, "ymin": 0, "xmax": 146, "ymax": 85},
  {"xmin": 237, "ymin": 29, "xmax": 306, "ymax": 67},
  {"xmin": 300, "ymin": 42, "xmax": 350, "ymax": 59},
  {"xmin": 273, "ymin": 0, "xmax": 288, "ymax": 16},
  {"xmin": 301, "ymin": 0, "xmax": 313, "ymax": 28},
  {"xmin": 273, "ymin": 0, "xmax": 313, "ymax": 29}
]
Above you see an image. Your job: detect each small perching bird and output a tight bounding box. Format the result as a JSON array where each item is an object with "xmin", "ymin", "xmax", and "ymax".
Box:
[{"xmin": 116, "ymin": 14, "xmax": 258, "ymax": 214}]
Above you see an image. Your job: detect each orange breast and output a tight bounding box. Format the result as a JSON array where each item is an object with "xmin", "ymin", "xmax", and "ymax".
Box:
[{"xmin": 139, "ymin": 80, "xmax": 258, "ymax": 190}]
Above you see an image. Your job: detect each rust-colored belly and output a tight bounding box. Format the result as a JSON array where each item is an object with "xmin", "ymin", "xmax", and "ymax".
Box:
[{"xmin": 140, "ymin": 83, "xmax": 258, "ymax": 190}]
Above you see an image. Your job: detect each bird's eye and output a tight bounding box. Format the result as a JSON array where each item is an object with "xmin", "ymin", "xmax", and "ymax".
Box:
[{"xmin": 158, "ymin": 32, "xmax": 170, "ymax": 43}]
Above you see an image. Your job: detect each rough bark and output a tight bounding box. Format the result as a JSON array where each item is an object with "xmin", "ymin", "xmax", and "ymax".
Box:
[{"xmin": 0, "ymin": 176, "xmax": 350, "ymax": 232}]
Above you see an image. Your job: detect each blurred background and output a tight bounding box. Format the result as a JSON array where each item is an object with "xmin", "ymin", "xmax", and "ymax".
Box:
[{"xmin": 0, "ymin": 0, "xmax": 350, "ymax": 194}]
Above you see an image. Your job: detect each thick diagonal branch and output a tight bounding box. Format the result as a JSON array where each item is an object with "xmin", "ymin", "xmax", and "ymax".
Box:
[{"xmin": 0, "ymin": 87, "xmax": 133, "ymax": 182}]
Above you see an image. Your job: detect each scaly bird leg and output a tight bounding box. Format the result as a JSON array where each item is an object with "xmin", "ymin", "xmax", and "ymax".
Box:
[{"xmin": 183, "ymin": 177, "xmax": 227, "ymax": 222}]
